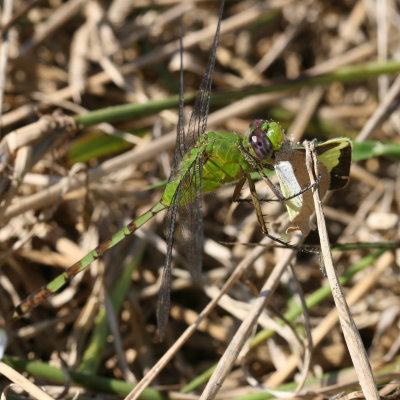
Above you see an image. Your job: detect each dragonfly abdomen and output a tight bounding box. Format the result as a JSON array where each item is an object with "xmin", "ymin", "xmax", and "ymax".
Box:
[{"xmin": 13, "ymin": 201, "xmax": 167, "ymax": 318}]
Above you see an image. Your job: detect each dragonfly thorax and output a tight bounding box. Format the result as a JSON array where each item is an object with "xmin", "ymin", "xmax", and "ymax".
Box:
[{"xmin": 249, "ymin": 119, "xmax": 284, "ymax": 161}]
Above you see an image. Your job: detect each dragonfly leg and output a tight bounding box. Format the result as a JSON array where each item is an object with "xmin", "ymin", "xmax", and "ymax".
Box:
[
  {"xmin": 232, "ymin": 177, "xmax": 246, "ymax": 202},
  {"xmin": 261, "ymin": 176, "xmax": 321, "ymax": 203},
  {"xmin": 245, "ymin": 174, "xmax": 303, "ymax": 250},
  {"xmin": 258, "ymin": 167, "xmax": 322, "ymax": 202},
  {"xmin": 246, "ymin": 175, "xmax": 269, "ymax": 235},
  {"xmin": 239, "ymin": 174, "xmax": 317, "ymax": 203},
  {"xmin": 238, "ymin": 142, "xmax": 321, "ymax": 202},
  {"xmin": 239, "ymin": 142, "xmax": 284, "ymax": 200}
]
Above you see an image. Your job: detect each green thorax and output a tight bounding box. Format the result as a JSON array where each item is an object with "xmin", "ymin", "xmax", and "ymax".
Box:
[{"xmin": 162, "ymin": 132, "xmax": 252, "ymax": 206}]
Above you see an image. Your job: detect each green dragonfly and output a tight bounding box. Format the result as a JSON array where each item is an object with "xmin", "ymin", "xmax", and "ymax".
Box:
[
  {"xmin": 13, "ymin": 0, "xmax": 352, "ymax": 339},
  {"xmin": 249, "ymin": 119, "xmax": 352, "ymax": 235}
]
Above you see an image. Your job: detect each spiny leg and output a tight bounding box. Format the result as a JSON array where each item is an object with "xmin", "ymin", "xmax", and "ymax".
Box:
[
  {"xmin": 259, "ymin": 174, "xmax": 321, "ymax": 202},
  {"xmin": 238, "ymin": 141, "xmax": 282, "ymax": 199},
  {"xmin": 239, "ymin": 142, "xmax": 320, "ymax": 202},
  {"xmin": 234, "ymin": 177, "xmax": 319, "ymax": 204},
  {"xmin": 234, "ymin": 145, "xmax": 321, "ymax": 253},
  {"xmin": 232, "ymin": 177, "xmax": 247, "ymax": 203},
  {"xmin": 247, "ymin": 176, "xmax": 298, "ymax": 249},
  {"xmin": 231, "ymin": 174, "xmax": 319, "ymax": 254},
  {"xmin": 245, "ymin": 175, "xmax": 301, "ymax": 250},
  {"xmin": 255, "ymin": 178, "xmax": 320, "ymax": 204},
  {"xmin": 246, "ymin": 175, "xmax": 268, "ymax": 234}
]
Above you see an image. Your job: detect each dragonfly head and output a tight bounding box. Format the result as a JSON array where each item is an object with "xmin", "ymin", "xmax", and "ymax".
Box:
[{"xmin": 249, "ymin": 119, "xmax": 284, "ymax": 161}]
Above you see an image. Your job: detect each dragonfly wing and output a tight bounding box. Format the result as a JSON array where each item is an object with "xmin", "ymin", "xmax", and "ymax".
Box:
[
  {"xmin": 171, "ymin": 33, "xmax": 187, "ymax": 175},
  {"xmin": 274, "ymin": 160, "xmax": 303, "ymax": 220},
  {"xmin": 174, "ymin": 0, "xmax": 223, "ymax": 276},
  {"xmin": 157, "ymin": 154, "xmax": 204, "ymax": 339},
  {"xmin": 175, "ymin": 155, "xmax": 204, "ymax": 281},
  {"xmin": 157, "ymin": 193, "xmax": 178, "ymax": 339},
  {"xmin": 185, "ymin": 0, "xmax": 224, "ymax": 150},
  {"xmin": 158, "ymin": 1, "xmax": 224, "ymax": 339},
  {"xmin": 315, "ymin": 138, "xmax": 352, "ymax": 190},
  {"xmin": 275, "ymin": 150, "xmax": 330, "ymax": 235}
]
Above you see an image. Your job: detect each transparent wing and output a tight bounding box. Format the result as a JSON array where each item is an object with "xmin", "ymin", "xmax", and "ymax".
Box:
[
  {"xmin": 186, "ymin": 0, "xmax": 224, "ymax": 150},
  {"xmin": 157, "ymin": 1, "xmax": 224, "ymax": 339},
  {"xmin": 175, "ymin": 155, "xmax": 204, "ymax": 281},
  {"xmin": 171, "ymin": 31, "xmax": 187, "ymax": 176},
  {"xmin": 157, "ymin": 155, "xmax": 204, "ymax": 339},
  {"xmin": 171, "ymin": 0, "xmax": 224, "ymax": 172},
  {"xmin": 176, "ymin": 0, "xmax": 224, "ymax": 276}
]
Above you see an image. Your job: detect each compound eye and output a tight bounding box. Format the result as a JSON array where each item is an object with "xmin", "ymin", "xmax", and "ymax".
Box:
[
  {"xmin": 250, "ymin": 127, "xmax": 273, "ymax": 160},
  {"xmin": 249, "ymin": 119, "xmax": 263, "ymax": 129}
]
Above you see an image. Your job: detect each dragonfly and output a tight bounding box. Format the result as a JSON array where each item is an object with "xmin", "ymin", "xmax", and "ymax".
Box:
[
  {"xmin": 13, "ymin": 0, "xmax": 352, "ymax": 339},
  {"xmin": 249, "ymin": 119, "xmax": 352, "ymax": 236}
]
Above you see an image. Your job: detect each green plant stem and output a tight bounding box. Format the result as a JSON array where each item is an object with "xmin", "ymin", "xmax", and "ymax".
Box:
[
  {"xmin": 251, "ymin": 249, "xmax": 386, "ymax": 348},
  {"xmin": 5, "ymin": 354, "xmax": 399, "ymax": 400},
  {"xmin": 2, "ymin": 356, "xmax": 164, "ymax": 400},
  {"xmin": 181, "ymin": 249, "xmax": 387, "ymax": 393},
  {"xmin": 74, "ymin": 61, "xmax": 400, "ymax": 127},
  {"xmin": 79, "ymin": 239, "xmax": 146, "ymax": 374}
]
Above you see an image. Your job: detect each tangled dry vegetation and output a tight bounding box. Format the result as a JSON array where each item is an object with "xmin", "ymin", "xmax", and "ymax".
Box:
[{"xmin": 0, "ymin": 0, "xmax": 399, "ymax": 399}]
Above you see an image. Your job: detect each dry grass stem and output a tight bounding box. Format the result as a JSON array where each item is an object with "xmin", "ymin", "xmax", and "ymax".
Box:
[
  {"xmin": 357, "ymin": 74, "xmax": 400, "ymax": 141},
  {"xmin": 304, "ymin": 141, "xmax": 379, "ymax": 400},
  {"xmin": 125, "ymin": 235, "xmax": 278, "ymax": 400},
  {"xmin": 266, "ymin": 250, "xmax": 394, "ymax": 387},
  {"xmin": 0, "ymin": 362, "xmax": 55, "ymax": 400},
  {"xmin": 2, "ymin": 2, "xmax": 399, "ymax": 399},
  {"xmin": 199, "ymin": 238, "xmax": 301, "ymax": 400}
]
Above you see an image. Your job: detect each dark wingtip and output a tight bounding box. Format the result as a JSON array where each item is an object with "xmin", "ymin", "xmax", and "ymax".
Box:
[
  {"xmin": 156, "ymin": 288, "xmax": 170, "ymax": 342},
  {"xmin": 329, "ymin": 144, "xmax": 352, "ymax": 190}
]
